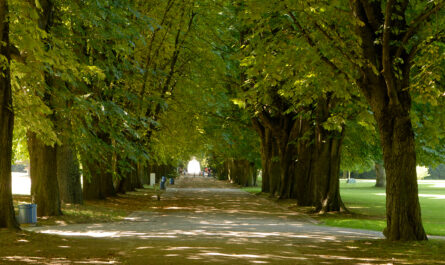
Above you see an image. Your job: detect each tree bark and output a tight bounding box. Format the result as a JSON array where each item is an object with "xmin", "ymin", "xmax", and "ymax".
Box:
[
  {"xmin": 0, "ymin": 0, "xmax": 19, "ymax": 229},
  {"xmin": 82, "ymin": 134, "xmax": 116, "ymax": 200},
  {"xmin": 375, "ymin": 162, "xmax": 386, "ymax": 187},
  {"xmin": 252, "ymin": 119, "xmax": 270, "ymax": 192},
  {"xmin": 228, "ymin": 159, "xmax": 255, "ymax": 186},
  {"xmin": 116, "ymin": 161, "xmax": 142, "ymax": 194},
  {"xmin": 311, "ymin": 127, "xmax": 346, "ymax": 213},
  {"xmin": 56, "ymin": 137, "xmax": 82, "ymax": 204},
  {"xmin": 375, "ymin": 103, "xmax": 426, "ymax": 240},
  {"xmin": 82, "ymin": 156, "xmax": 116, "ymax": 200},
  {"xmin": 352, "ymin": 1, "xmax": 427, "ymax": 241},
  {"xmin": 28, "ymin": 132, "xmax": 62, "ymax": 216},
  {"xmin": 292, "ymin": 118, "xmax": 315, "ymax": 206}
]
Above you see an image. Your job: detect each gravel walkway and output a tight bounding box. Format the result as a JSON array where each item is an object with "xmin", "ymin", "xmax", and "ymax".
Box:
[{"xmin": 20, "ymin": 177, "xmax": 397, "ymax": 264}]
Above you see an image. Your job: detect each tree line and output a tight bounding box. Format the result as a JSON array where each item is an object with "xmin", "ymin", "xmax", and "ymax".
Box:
[{"xmin": 0, "ymin": 0, "xmax": 444, "ymax": 242}]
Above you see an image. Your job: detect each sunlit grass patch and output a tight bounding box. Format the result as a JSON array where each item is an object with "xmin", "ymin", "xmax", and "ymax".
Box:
[
  {"xmin": 241, "ymin": 187, "xmax": 261, "ymax": 194},
  {"xmin": 319, "ymin": 179, "xmax": 445, "ymax": 236}
]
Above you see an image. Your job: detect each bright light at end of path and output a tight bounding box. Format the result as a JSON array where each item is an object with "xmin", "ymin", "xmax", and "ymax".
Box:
[{"xmin": 187, "ymin": 158, "xmax": 201, "ymax": 174}]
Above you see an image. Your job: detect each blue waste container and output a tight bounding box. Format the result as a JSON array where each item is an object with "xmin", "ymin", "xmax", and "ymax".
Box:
[
  {"xmin": 18, "ymin": 204, "xmax": 37, "ymax": 224},
  {"xmin": 169, "ymin": 177, "xmax": 174, "ymax": 185}
]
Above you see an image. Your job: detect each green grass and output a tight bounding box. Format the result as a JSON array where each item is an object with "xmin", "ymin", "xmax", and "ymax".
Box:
[
  {"xmin": 242, "ymin": 186, "xmax": 262, "ymax": 194},
  {"xmin": 322, "ymin": 179, "xmax": 445, "ymax": 236},
  {"xmin": 241, "ymin": 179, "xmax": 445, "ymax": 236}
]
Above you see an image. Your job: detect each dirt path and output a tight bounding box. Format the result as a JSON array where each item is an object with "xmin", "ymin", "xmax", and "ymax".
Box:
[{"xmin": 2, "ymin": 177, "xmax": 443, "ymax": 264}]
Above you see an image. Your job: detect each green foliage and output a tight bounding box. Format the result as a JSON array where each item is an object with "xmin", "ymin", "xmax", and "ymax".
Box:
[{"xmin": 7, "ymin": 0, "xmax": 444, "ymax": 182}]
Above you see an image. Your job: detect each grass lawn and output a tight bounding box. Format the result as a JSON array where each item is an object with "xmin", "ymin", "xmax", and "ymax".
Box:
[
  {"xmin": 321, "ymin": 179, "xmax": 445, "ymax": 236},
  {"xmin": 12, "ymin": 188, "xmax": 160, "ymax": 226},
  {"xmin": 242, "ymin": 179, "xmax": 445, "ymax": 236}
]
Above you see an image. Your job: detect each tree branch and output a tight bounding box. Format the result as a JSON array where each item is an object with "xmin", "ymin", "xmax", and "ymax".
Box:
[
  {"xmin": 305, "ymin": 15, "xmax": 360, "ymax": 69},
  {"xmin": 257, "ymin": 109, "xmax": 283, "ymax": 139},
  {"xmin": 358, "ymin": 0, "xmax": 383, "ymax": 32},
  {"xmin": 396, "ymin": 1, "xmax": 445, "ymax": 59},
  {"xmin": 287, "ymin": 11, "xmax": 355, "ymax": 84},
  {"xmin": 381, "ymin": 0, "xmax": 399, "ymax": 106}
]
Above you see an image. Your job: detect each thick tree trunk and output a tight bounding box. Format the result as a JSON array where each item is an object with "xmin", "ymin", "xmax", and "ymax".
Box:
[
  {"xmin": 375, "ymin": 162, "xmax": 386, "ymax": 187},
  {"xmin": 57, "ymin": 139, "xmax": 82, "ymax": 204},
  {"xmin": 138, "ymin": 163, "xmax": 148, "ymax": 185},
  {"xmin": 309, "ymin": 98, "xmax": 346, "ymax": 213},
  {"xmin": 311, "ymin": 128, "xmax": 346, "ymax": 213},
  {"xmin": 82, "ymin": 157, "xmax": 116, "ymax": 200},
  {"xmin": 375, "ymin": 106, "xmax": 426, "ymax": 241},
  {"xmin": 219, "ymin": 160, "xmax": 229, "ymax": 180},
  {"xmin": 253, "ymin": 119, "xmax": 270, "ymax": 192},
  {"xmin": 0, "ymin": 0, "xmax": 19, "ymax": 229},
  {"xmin": 277, "ymin": 141, "xmax": 295, "ymax": 199},
  {"xmin": 293, "ymin": 119, "xmax": 315, "ymax": 206},
  {"xmin": 351, "ymin": 0, "xmax": 427, "ymax": 241},
  {"xmin": 82, "ymin": 140, "xmax": 116, "ymax": 200},
  {"xmin": 268, "ymin": 139, "xmax": 281, "ymax": 196},
  {"xmin": 228, "ymin": 159, "xmax": 254, "ymax": 186},
  {"xmin": 116, "ymin": 161, "xmax": 142, "ymax": 194},
  {"xmin": 28, "ymin": 132, "xmax": 62, "ymax": 217}
]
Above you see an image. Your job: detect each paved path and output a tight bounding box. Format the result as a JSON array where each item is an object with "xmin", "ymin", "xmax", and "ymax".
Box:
[{"xmin": 21, "ymin": 177, "xmax": 395, "ymax": 264}]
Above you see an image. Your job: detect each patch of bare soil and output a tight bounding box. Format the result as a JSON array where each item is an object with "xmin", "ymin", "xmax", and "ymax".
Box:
[{"xmin": 3, "ymin": 177, "xmax": 445, "ymax": 264}]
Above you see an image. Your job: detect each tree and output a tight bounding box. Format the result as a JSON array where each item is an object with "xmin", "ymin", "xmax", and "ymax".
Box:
[
  {"xmin": 26, "ymin": 0, "xmax": 62, "ymax": 217},
  {"xmin": 0, "ymin": 0, "xmax": 19, "ymax": 230},
  {"xmin": 230, "ymin": 3, "xmax": 357, "ymax": 212},
  {"xmin": 285, "ymin": 0, "xmax": 444, "ymax": 240}
]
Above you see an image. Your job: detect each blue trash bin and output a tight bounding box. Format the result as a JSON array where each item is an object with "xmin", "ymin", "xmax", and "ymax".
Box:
[
  {"xmin": 169, "ymin": 178, "xmax": 174, "ymax": 185},
  {"xmin": 18, "ymin": 204, "xmax": 37, "ymax": 224}
]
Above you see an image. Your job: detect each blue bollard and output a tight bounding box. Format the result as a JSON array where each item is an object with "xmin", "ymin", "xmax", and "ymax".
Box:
[{"xmin": 160, "ymin": 176, "xmax": 166, "ymax": 190}]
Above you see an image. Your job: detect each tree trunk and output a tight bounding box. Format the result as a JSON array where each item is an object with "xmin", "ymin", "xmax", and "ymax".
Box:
[
  {"xmin": 293, "ymin": 118, "xmax": 315, "ymax": 206},
  {"xmin": 0, "ymin": 0, "xmax": 19, "ymax": 229},
  {"xmin": 355, "ymin": 54, "xmax": 426, "ymax": 240},
  {"xmin": 116, "ymin": 161, "xmax": 142, "ymax": 194},
  {"xmin": 82, "ymin": 157, "xmax": 116, "ymax": 200},
  {"xmin": 375, "ymin": 104, "xmax": 426, "ymax": 241},
  {"xmin": 375, "ymin": 162, "xmax": 386, "ymax": 187},
  {"xmin": 228, "ymin": 159, "xmax": 254, "ymax": 186},
  {"xmin": 57, "ymin": 139, "xmax": 82, "ymax": 204},
  {"xmin": 28, "ymin": 132, "xmax": 62, "ymax": 217},
  {"xmin": 138, "ymin": 163, "xmax": 148, "ymax": 185},
  {"xmin": 351, "ymin": 0, "xmax": 427, "ymax": 241},
  {"xmin": 311, "ymin": 128, "xmax": 346, "ymax": 213},
  {"xmin": 253, "ymin": 118, "xmax": 272, "ymax": 192},
  {"xmin": 82, "ymin": 142, "xmax": 116, "ymax": 200}
]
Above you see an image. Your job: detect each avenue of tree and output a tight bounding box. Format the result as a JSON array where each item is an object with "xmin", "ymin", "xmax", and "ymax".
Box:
[{"xmin": 0, "ymin": 0, "xmax": 443, "ymax": 242}]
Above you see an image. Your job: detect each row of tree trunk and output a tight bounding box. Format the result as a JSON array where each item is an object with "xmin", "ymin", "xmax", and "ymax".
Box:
[
  {"xmin": 251, "ymin": 96, "xmax": 347, "ymax": 213},
  {"xmin": 216, "ymin": 158, "xmax": 257, "ymax": 187}
]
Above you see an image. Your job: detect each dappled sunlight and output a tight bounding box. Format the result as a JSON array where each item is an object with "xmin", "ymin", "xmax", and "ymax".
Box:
[
  {"xmin": 15, "ymin": 177, "xmax": 445, "ymax": 264},
  {"xmin": 421, "ymin": 180, "xmax": 445, "ymax": 188},
  {"xmin": 375, "ymin": 192, "xmax": 445, "ymax": 200},
  {"xmin": 418, "ymin": 193, "xmax": 445, "ymax": 200},
  {"xmin": 1, "ymin": 256, "xmax": 118, "ymax": 264}
]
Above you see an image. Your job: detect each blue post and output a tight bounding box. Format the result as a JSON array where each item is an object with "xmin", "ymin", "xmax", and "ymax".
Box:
[{"xmin": 160, "ymin": 176, "xmax": 166, "ymax": 190}]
